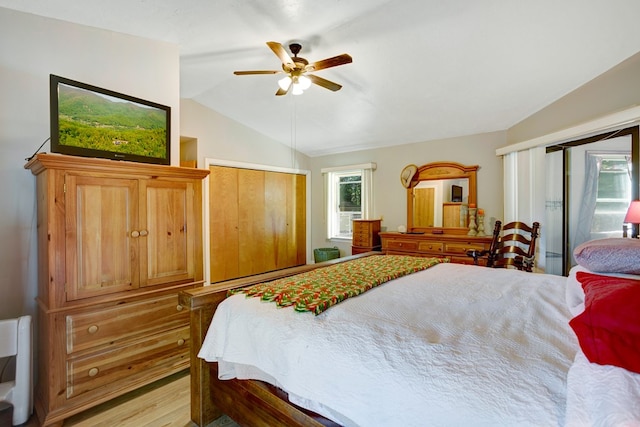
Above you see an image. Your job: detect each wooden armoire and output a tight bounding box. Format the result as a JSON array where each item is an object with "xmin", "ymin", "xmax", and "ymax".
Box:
[{"xmin": 25, "ymin": 154, "xmax": 209, "ymax": 426}]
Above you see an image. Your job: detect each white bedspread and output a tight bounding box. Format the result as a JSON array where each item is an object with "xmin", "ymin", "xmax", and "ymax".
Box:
[
  {"xmin": 199, "ymin": 262, "xmax": 579, "ymax": 427},
  {"xmin": 565, "ymin": 350, "xmax": 640, "ymax": 427}
]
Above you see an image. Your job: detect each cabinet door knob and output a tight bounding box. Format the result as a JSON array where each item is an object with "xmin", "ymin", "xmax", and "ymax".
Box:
[
  {"xmin": 139, "ymin": 230, "xmax": 148, "ymax": 236},
  {"xmin": 87, "ymin": 325, "xmax": 99, "ymax": 334},
  {"xmin": 131, "ymin": 230, "xmax": 140, "ymax": 238},
  {"xmin": 88, "ymin": 367, "xmax": 99, "ymax": 377},
  {"xmin": 177, "ymin": 339, "xmax": 185, "ymax": 346},
  {"xmin": 176, "ymin": 305, "xmax": 183, "ymax": 312}
]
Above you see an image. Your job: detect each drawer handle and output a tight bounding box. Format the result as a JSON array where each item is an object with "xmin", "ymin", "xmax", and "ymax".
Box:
[
  {"xmin": 177, "ymin": 339, "xmax": 185, "ymax": 346},
  {"xmin": 139, "ymin": 230, "xmax": 148, "ymax": 237},
  {"xmin": 131, "ymin": 230, "xmax": 140, "ymax": 238},
  {"xmin": 176, "ymin": 305, "xmax": 184, "ymax": 312},
  {"xmin": 88, "ymin": 367, "xmax": 99, "ymax": 377},
  {"xmin": 87, "ymin": 325, "xmax": 99, "ymax": 334}
]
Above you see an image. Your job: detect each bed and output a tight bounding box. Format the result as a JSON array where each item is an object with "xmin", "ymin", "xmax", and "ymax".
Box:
[{"xmin": 180, "ymin": 244, "xmax": 640, "ymax": 427}]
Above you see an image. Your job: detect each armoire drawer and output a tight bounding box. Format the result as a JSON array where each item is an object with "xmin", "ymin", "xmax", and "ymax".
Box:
[
  {"xmin": 66, "ymin": 293, "xmax": 188, "ymax": 354},
  {"xmin": 66, "ymin": 326, "xmax": 189, "ymax": 400}
]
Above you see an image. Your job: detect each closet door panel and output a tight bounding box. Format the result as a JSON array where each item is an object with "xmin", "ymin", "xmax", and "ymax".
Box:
[
  {"xmin": 209, "ymin": 166, "xmax": 240, "ymax": 282},
  {"xmin": 292, "ymin": 173, "xmax": 307, "ymax": 266},
  {"xmin": 238, "ymin": 169, "xmax": 267, "ymax": 277},
  {"xmin": 265, "ymin": 172, "xmax": 288, "ymax": 270}
]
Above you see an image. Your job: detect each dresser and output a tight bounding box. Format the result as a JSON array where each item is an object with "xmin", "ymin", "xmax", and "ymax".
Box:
[
  {"xmin": 352, "ymin": 219, "xmax": 382, "ymax": 254},
  {"xmin": 379, "ymin": 232, "xmax": 493, "ymax": 265},
  {"xmin": 25, "ymin": 154, "xmax": 209, "ymax": 426}
]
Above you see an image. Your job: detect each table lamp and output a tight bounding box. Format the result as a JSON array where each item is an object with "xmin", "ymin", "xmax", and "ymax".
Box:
[{"xmin": 623, "ymin": 200, "xmax": 640, "ymax": 238}]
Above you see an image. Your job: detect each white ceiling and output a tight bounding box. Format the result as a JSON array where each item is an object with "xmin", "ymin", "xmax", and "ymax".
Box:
[{"xmin": 2, "ymin": 0, "xmax": 640, "ymax": 157}]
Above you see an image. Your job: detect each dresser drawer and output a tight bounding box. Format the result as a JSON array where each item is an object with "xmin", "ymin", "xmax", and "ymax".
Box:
[
  {"xmin": 444, "ymin": 241, "xmax": 489, "ymax": 255},
  {"xmin": 66, "ymin": 326, "xmax": 189, "ymax": 400},
  {"xmin": 449, "ymin": 255, "xmax": 479, "ymax": 265},
  {"xmin": 418, "ymin": 242, "xmax": 444, "ymax": 253},
  {"xmin": 66, "ymin": 293, "xmax": 188, "ymax": 354},
  {"xmin": 354, "ymin": 222, "xmax": 373, "ymax": 234},
  {"xmin": 352, "ymin": 232, "xmax": 372, "ymax": 247},
  {"xmin": 387, "ymin": 240, "xmax": 419, "ymax": 251}
]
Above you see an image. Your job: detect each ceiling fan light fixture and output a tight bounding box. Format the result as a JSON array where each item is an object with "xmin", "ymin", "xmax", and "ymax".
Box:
[
  {"xmin": 278, "ymin": 76, "xmax": 292, "ymax": 91},
  {"xmin": 292, "ymin": 84, "xmax": 304, "ymax": 96},
  {"xmin": 298, "ymin": 75, "xmax": 311, "ymax": 90}
]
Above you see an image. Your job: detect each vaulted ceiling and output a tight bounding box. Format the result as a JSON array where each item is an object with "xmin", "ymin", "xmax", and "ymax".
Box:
[{"xmin": 2, "ymin": 0, "xmax": 640, "ymax": 156}]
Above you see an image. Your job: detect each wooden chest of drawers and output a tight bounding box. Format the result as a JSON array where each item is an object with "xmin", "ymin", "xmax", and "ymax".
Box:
[
  {"xmin": 352, "ymin": 219, "xmax": 382, "ymax": 254},
  {"xmin": 25, "ymin": 154, "xmax": 209, "ymax": 426},
  {"xmin": 379, "ymin": 232, "xmax": 493, "ymax": 265}
]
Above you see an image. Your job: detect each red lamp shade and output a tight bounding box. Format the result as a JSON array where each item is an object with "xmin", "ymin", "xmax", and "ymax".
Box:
[{"xmin": 624, "ymin": 200, "xmax": 640, "ymax": 224}]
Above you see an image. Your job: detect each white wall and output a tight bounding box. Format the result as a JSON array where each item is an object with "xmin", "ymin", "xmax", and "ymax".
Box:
[
  {"xmin": 309, "ymin": 132, "xmax": 507, "ymax": 255},
  {"xmin": 507, "ymin": 51, "xmax": 640, "ymax": 145},
  {"xmin": 180, "ymin": 99, "xmax": 310, "ymax": 170},
  {"xmin": 0, "ymin": 7, "xmax": 179, "ymax": 319}
]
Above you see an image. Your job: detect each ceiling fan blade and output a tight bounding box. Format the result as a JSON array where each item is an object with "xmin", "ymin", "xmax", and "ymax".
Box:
[
  {"xmin": 275, "ymin": 86, "xmax": 290, "ymax": 96},
  {"xmin": 306, "ymin": 54, "xmax": 352, "ymax": 72},
  {"xmin": 267, "ymin": 41, "xmax": 295, "ymax": 70},
  {"xmin": 234, "ymin": 70, "xmax": 281, "ymax": 75},
  {"xmin": 307, "ymin": 74, "xmax": 343, "ymax": 91}
]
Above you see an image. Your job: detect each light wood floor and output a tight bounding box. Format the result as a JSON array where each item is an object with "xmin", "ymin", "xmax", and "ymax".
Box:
[{"xmin": 24, "ymin": 370, "xmax": 238, "ymax": 427}]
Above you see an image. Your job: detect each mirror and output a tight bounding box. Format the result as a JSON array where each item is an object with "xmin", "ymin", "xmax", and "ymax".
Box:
[{"xmin": 405, "ymin": 162, "xmax": 478, "ymax": 235}]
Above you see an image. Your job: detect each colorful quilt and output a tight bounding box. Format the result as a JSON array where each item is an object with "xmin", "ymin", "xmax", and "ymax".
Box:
[{"xmin": 229, "ymin": 255, "xmax": 448, "ymax": 315}]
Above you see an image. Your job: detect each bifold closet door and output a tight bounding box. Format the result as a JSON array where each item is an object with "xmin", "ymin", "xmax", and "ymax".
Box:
[{"xmin": 209, "ymin": 165, "xmax": 306, "ymax": 283}]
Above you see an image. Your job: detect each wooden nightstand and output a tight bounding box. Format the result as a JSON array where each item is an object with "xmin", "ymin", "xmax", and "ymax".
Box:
[{"xmin": 352, "ymin": 219, "xmax": 382, "ymax": 254}]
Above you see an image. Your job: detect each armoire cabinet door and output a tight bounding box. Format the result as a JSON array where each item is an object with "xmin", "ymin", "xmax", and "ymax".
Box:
[
  {"xmin": 65, "ymin": 174, "xmax": 139, "ymax": 300},
  {"xmin": 141, "ymin": 180, "xmax": 195, "ymax": 287}
]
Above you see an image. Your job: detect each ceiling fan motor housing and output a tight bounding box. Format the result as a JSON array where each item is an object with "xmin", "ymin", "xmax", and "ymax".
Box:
[
  {"xmin": 288, "ymin": 43, "xmax": 308, "ymax": 69},
  {"xmin": 289, "ymin": 43, "xmax": 302, "ymax": 56}
]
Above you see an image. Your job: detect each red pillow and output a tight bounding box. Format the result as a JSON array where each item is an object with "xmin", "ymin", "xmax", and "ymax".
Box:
[{"xmin": 569, "ymin": 271, "xmax": 640, "ymax": 374}]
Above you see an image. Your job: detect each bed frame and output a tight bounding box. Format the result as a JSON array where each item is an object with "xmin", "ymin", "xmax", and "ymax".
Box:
[{"xmin": 179, "ymin": 252, "xmax": 380, "ymax": 427}]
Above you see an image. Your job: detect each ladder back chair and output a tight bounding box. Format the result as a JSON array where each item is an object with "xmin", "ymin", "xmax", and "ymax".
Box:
[
  {"xmin": 490, "ymin": 220, "xmax": 540, "ymax": 272},
  {"xmin": 466, "ymin": 220, "xmax": 540, "ymax": 271}
]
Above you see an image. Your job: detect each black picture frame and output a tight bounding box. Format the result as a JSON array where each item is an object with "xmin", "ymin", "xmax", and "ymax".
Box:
[{"xmin": 50, "ymin": 74, "xmax": 171, "ymax": 165}]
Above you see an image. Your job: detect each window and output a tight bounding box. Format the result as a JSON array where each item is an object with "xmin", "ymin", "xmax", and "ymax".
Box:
[
  {"xmin": 591, "ymin": 156, "xmax": 631, "ymax": 239},
  {"xmin": 322, "ymin": 163, "xmax": 376, "ymax": 240}
]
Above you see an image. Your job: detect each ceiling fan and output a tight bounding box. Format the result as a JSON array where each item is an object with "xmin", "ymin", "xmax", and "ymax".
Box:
[{"xmin": 233, "ymin": 41, "xmax": 352, "ymax": 96}]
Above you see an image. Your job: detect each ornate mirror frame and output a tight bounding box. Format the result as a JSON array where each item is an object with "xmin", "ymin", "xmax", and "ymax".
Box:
[{"xmin": 406, "ymin": 161, "xmax": 479, "ymax": 235}]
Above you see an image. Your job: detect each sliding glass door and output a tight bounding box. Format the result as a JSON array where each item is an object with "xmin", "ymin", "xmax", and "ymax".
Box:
[{"xmin": 545, "ymin": 126, "xmax": 639, "ymax": 275}]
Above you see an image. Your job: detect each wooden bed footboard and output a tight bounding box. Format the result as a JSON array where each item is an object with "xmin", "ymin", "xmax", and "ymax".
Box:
[{"xmin": 179, "ymin": 252, "xmax": 380, "ymax": 427}]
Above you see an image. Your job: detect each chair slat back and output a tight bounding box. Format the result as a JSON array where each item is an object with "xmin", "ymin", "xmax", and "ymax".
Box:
[{"xmin": 488, "ymin": 221, "xmax": 540, "ymax": 272}]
